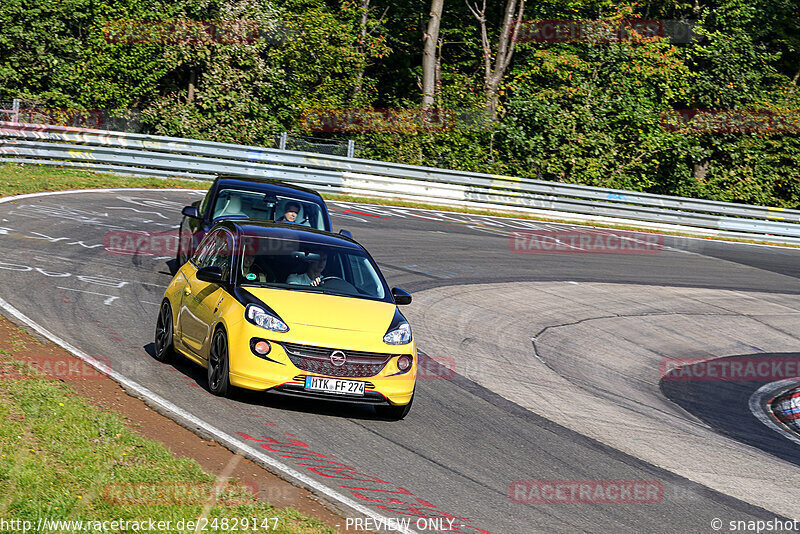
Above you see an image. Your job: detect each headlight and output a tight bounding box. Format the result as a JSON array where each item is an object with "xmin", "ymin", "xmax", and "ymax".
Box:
[
  {"xmin": 245, "ymin": 304, "xmax": 289, "ymax": 333},
  {"xmin": 383, "ymin": 322, "xmax": 411, "ymax": 345}
]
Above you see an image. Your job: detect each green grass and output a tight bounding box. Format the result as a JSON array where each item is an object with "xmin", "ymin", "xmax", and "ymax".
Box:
[
  {"xmin": 0, "ymin": 164, "xmax": 200, "ymax": 197},
  {"xmin": 0, "ymin": 351, "xmax": 335, "ymax": 534}
]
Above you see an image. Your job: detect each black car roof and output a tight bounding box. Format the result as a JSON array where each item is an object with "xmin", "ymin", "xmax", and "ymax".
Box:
[
  {"xmin": 217, "ymin": 220, "xmax": 361, "ymax": 250},
  {"xmin": 214, "ymin": 175, "xmax": 324, "ymax": 202}
]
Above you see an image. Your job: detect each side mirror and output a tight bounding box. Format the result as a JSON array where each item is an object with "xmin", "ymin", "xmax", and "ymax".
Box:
[
  {"xmin": 339, "ymin": 229, "xmax": 353, "ymax": 239},
  {"xmin": 391, "ymin": 287, "xmax": 412, "ymax": 305},
  {"xmin": 196, "ymin": 266, "xmax": 224, "ymax": 284},
  {"xmin": 182, "ymin": 206, "xmax": 200, "ymax": 219}
]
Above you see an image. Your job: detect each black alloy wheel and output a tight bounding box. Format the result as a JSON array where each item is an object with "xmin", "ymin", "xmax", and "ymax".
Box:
[
  {"xmin": 154, "ymin": 300, "xmax": 174, "ymax": 362},
  {"xmin": 208, "ymin": 328, "xmax": 231, "ymax": 397}
]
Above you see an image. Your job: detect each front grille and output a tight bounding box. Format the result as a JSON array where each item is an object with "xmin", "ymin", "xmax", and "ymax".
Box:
[{"xmin": 281, "ymin": 342, "xmax": 392, "ymax": 378}]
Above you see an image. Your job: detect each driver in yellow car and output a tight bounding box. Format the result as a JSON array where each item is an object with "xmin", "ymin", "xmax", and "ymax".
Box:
[{"xmin": 287, "ymin": 253, "xmax": 327, "ymax": 286}]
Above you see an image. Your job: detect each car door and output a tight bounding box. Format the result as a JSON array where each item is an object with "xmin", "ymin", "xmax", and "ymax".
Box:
[{"xmin": 178, "ymin": 229, "xmax": 233, "ymax": 358}]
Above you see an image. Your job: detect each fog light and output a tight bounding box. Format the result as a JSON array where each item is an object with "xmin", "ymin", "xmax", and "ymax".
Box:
[
  {"xmin": 253, "ymin": 340, "xmax": 271, "ymax": 355},
  {"xmin": 397, "ymin": 355, "xmax": 412, "ymax": 372}
]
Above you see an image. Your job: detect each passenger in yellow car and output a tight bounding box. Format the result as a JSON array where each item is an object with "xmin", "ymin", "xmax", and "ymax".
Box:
[
  {"xmin": 287, "ymin": 253, "xmax": 326, "ymax": 286},
  {"xmin": 242, "ymin": 253, "xmax": 271, "ymax": 283}
]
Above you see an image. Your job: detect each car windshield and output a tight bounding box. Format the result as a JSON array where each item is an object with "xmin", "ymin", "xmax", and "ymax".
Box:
[
  {"xmin": 211, "ymin": 188, "xmax": 326, "ymax": 230},
  {"xmin": 238, "ymin": 237, "xmax": 388, "ymax": 301}
]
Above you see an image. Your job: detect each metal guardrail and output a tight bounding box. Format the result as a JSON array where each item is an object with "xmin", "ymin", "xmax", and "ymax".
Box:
[
  {"xmin": 0, "ymin": 100, "xmax": 19, "ymax": 123},
  {"xmin": 2, "ymin": 120, "xmax": 800, "ymax": 245}
]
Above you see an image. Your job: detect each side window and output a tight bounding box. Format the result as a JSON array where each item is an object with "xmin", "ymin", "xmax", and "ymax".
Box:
[
  {"xmin": 191, "ymin": 232, "xmax": 217, "ymax": 269},
  {"xmin": 199, "ymin": 189, "xmax": 211, "ymax": 219},
  {"xmin": 207, "ymin": 232, "xmax": 233, "ymax": 279}
]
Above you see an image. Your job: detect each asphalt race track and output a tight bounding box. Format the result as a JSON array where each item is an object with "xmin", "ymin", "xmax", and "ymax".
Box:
[{"xmin": 1, "ymin": 189, "xmax": 800, "ymax": 534}]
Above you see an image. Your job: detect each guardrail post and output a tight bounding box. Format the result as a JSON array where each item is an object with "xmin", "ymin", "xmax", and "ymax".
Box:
[
  {"xmin": 11, "ymin": 99, "xmax": 19, "ymax": 123},
  {"xmin": 279, "ymin": 132, "xmax": 287, "ymax": 150},
  {"xmin": 347, "ymin": 139, "xmax": 355, "ymax": 159}
]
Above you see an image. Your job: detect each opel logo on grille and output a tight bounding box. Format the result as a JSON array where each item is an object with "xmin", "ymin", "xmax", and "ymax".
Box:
[{"xmin": 329, "ymin": 350, "xmax": 347, "ymax": 367}]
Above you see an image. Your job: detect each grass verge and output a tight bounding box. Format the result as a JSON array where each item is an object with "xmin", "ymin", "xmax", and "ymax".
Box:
[
  {"xmin": 0, "ymin": 164, "xmax": 199, "ymax": 197},
  {"xmin": 0, "ymin": 346, "xmax": 335, "ymax": 534}
]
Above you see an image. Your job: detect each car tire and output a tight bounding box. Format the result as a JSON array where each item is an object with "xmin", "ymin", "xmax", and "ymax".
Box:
[
  {"xmin": 154, "ymin": 300, "xmax": 175, "ymax": 362},
  {"xmin": 376, "ymin": 391, "xmax": 414, "ymax": 420},
  {"xmin": 208, "ymin": 327, "xmax": 231, "ymax": 397}
]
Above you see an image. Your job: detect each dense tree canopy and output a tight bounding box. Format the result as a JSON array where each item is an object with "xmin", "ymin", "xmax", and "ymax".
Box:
[{"xmin": 1, "ymin": 0, "xmax": 799, "ymax": 206}]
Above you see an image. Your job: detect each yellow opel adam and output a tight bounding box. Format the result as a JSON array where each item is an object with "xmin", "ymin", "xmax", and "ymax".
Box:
[{"xmin": 155, "ymin": 220, "xmax": 417, "ymax": 419}]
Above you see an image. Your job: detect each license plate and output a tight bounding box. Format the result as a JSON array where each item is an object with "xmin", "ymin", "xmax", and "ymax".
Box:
[{"xmin": 304, "ymin": 376, "xmax": 365, "ymax": 396}]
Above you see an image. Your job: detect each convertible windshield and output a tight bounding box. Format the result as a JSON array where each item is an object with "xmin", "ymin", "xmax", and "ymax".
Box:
[
  {"xmin": 238, "ymin": 237, "xmax": 388, "ymax": 300},
  {"xmin": 212, "ymin": 189, "xmax": 326, "ymax": 230}
]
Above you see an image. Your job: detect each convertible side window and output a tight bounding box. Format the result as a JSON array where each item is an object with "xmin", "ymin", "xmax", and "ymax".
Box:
[
  {"xmin": 207, "ymin": 232, "xmax": 233, "ymax": 279},
  {"xmin": 192, "ymin": 229, "xmax": 224, "ymax": 269}
]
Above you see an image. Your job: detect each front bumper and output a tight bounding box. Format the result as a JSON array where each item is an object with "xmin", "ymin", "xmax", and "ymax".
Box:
[{"xmin": 226, "ymin": 323, "xmax": 416, "ymax": 406}]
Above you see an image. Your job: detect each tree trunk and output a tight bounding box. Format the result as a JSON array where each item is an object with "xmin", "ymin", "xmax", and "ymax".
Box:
[
  {"xmin": 422, "ymin": 0, "xmax": 444, "ymax": 109},
  {"xmin": 467, "ymin": 0, "xmax": 525, "ymax": 120},
  {"xmin": 350, "ymin": 0, "xmax": 371, "ymax": 101},
  {"xmin": 693, "ymin": 159, "xmax": 710, "ymax": 182},
  {"xmin": 187, "ymin": 69, "xmax": 197, "ymax": 104}
]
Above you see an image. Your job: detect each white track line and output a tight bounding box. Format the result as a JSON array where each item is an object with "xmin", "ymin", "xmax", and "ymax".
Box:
[{"xmin": 0, "ymin": 189, "xmax": 418, "ymax": 534}]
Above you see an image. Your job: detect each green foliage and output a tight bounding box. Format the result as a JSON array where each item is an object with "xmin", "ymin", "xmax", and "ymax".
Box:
[{"xmin": 1, "ymin": 0, "xmax": 800, "ymax": 206}]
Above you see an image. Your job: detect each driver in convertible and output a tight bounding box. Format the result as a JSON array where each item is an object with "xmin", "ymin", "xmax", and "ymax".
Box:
[
  {"xmin": 277, "ymin": 202, "xmax": 301, "ymax": 224},
  {"xmin": 287, "ymin": 253, "xmax": 327, "ymax": 286}
]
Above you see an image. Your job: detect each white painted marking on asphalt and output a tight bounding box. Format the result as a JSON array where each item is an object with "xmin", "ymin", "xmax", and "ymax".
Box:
[
  {"xmin": 108, "ymin": 206, "xmax": 169, "ymax": 218},
  {"xmin": 331, "ymin": 213, "xmax": 368, "ymax": 223},
  {"xmin": 0, "ymin": 189, "xmax": 419, "ymax": 534},
  {"xmin": 57, "ymin": 286, "xmax": 119, "ymax": 306}
]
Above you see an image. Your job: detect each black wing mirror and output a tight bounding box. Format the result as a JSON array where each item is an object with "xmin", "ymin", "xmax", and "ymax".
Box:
[
  {"xmin": 182, "ymin": 206, "xmax": 200, "ymax": 219},
  {"xmin": 196, "ymin": 266, "xmax": 224, "ymax": 283},
  {"xmin": 391, "ymin": 287, "xmax": 412, "ymax": 305}
]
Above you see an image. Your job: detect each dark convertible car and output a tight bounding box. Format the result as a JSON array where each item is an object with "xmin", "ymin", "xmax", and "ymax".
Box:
[{"xmin": 177, "ymin": 175, "xmax": 333, "ymax": 265}]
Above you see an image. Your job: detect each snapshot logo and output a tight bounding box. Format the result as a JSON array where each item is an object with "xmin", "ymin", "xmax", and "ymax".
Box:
[
  {"xmin": 0, "ymin": 355, "xmax": 111, "ymax": 381},
  {"xmin": 660, "ymin": 109, "xmax": 800, "ymax": 135},
  {"xmin": 661, "ymin": 357, "xmax": 800, "ymax": 382},
  {"xmin": 103, "ymin": 481, "xmax": 258, "ymax": 506},
  {"xmin": 102, "ymin": 19, "xmax": 287, "ymax": 46},
  {"xmin": 509, "ymin": 480, "xmax": 663, "ymax": 504},
  {"xmin": 514, "ymin": 19, "xmax": 695, "ymax": 44},
  {"xmin": 509, "ymin": 230, "xmax": 663, "ymax": 254}
]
